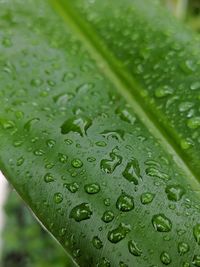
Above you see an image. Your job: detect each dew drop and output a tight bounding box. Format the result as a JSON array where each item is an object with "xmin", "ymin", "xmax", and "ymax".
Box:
[
  {"xmin": 152, "ymin": 214, "xmax": 172, "ymax": 232},
  {"xmin": 16, "ymin": 156, "xmax": 25, "ymax": 166},
  {"xmin": 101, "ymin": 210, "xmax": 114, "ymax": 223},
  {"xmin": 116, "ymin": 192, "xmax": 134, "ymax": 212},
  {"xmin": 145, "ymin": 167, "xmax": 169, "ymax": 180},
  {"xmin": 84, "ymin": 183, "xmax": 100, "ymax": 194},
  {"xmin": 155, "ymin": 86, "xmax": 174, "ymax": 98},
  {"xmin": 92, "ymin": 236, "xmax": 103, "ymax": 249},
  {"xmin": 107, "ymin": 223, "xmax": 131, "ymax": 243},
  {"xmin": 46, "ymin": 139, "xmax": 56, "ymax": 148},
  {"xmin": 160, "ymin": 251, "xmax": 171, "ymax": 265},
  {"xmin": 69, "ymin": 203, "xmax": 92, "ymax": 222},
  {"xmin": 190, "ymin": 81, "xmax": 200, "ymax": 90},
  {"xmin": 187, "ymin": 117, "xmax": 200, "ymax": 129},
  {"xmin": 44, "ymin": 173, "xmax": 54, "ymax": 183},
  {"xmin": 58, "ymin": 153, "xmax": 68, "ymax": 163},
  {"xmin": 34, "ymin": 149, "xmax": 45, "ymax": 156},
  {"xmin": 31, "ymin": 78, "xmax": 43, "ymax": 87},
  {"xmin": 97, "ymin": 257, "xmax": 110, "ymax": 267},
  {"xmin": 165, "ymin": 185, "xmax": 185, "ymax": 202},
  {"xmin": 54, "ymin": 192, "xmax": 63, "ymax": 204},
  {"xmin": 128, "ymin": 240, "xmax": 142, "ymax": 256},
  {"xmin": 178, "ymin": 242, "xmax": 190, "ymax": 255},
  {"xmin": 61, "ymin": 116, "xmax": 92, "ymax": 136},
  {"xmin": 122, "ymin": 158, "xmax": 141, "ymax": 185},
  {"xmin": 24, "ymin": 118, "xmax": 40, "ymax": 131},
  {"xmin": 140, "ymin": 192, "xmax": 155, "ymax": 205},
  {"xmin": 71, "ymin": 158, "xmax": 83, "ymax": 168},
  {"xmin": 100, "ymin": 149, "xmax": 122, "ymax": 174},
  {"xmin": 64, "ymin": 182, "xmax": 79, "ymax": 193},
  {"xmin": 193, "ymin": 255, "xmax": 200, "ymax": 267}
]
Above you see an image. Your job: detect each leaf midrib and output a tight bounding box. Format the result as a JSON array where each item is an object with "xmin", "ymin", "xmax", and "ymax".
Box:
[{"xmin": 49, "ymin": 0, "xmax": 199, "ymax": 188}]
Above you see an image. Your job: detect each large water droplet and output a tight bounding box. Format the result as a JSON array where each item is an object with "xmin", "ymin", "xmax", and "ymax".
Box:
[
  {"xmin": 71, "ymin": 158, "xmax": 83, "ymax": 168},
  {"xmin": 140, "ymin": 192, "xmax": 155, "ymax": 205},
  {"xmin": 122, "ymin": 158, "xmax": 141, "ymax": 185},
  {"xmin": 107, "ymin": 223, "xmax": 131, "ymax": 243},
  {"xmin": 101, "ymin": 210, "xmax": 114, "ymax": 223},
  {"xmin": 116, "ymin": 192, "xmax": 134, "ymax": 212},
  {"xmin": 100, "ymin": 149, "xmax": 122, "ymax": 174},
  {"xmin": 165, "ymin": 185, "xmax": 185, "ymax": 201},
  {"xmin": 193, "ymin": 224, "xmax": 200, "ymax": 245},
  {"xmin": 70, "ymin": 203, "xmax": 92, "ymax": 222},
  {"xmin": 84, "ymin": 183, "xmax": 100, "ymax": 194},
  {"xmin": 178, "ymin": 242, "xmax": 190, "ymax": 255},
  {"xmin": 61, "ymin": 116, "xmax": 92, "ymax": 136},
  {"xmin": 54, "ymin": 192, "xmax": 63, "ymax": 204},
  {"xmin": 160, "ymin": 251, "xmax": 171, "ymax": 265},
  {"xmin": 128, "ymin": 240, "xmax": 142, "ymax": 256},
  {"xmin": 92, "ymin": 236, "xmax": 103, "ymax": 249},
  {"xmin": 152, "ymin": 214, "xmax": 172, "ymax": 232}
]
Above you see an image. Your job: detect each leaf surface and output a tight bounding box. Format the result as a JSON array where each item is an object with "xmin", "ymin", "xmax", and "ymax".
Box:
[{"xmin": 0, "ymin": 0, "xmax": 199, "ymax": 266}]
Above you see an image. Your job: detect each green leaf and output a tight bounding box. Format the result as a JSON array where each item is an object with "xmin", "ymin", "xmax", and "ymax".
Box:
[{"xmin": 0, "ymin": 0, "xmax": 199, "ymax": 266}]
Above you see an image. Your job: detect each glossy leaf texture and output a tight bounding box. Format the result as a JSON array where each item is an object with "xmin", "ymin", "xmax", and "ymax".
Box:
[{"xmin": 0, "ymin": 0, "xmax": 199, "ymax": 266}]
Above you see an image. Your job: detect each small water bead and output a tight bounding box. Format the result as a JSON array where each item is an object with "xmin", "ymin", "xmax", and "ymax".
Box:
[
  {"xmin": 101, "ymin": 210, "xmax": 114, "ymax": 223},
  {"xmin": 165, "ymin": 185, "xmax": 185, "ymax": 201},
  {"xmin": 44, "ymin": 173, "xmax": 54, "ymax": 183},
  {"xmin": 187, "ymin": 117, "xmax": 200, "ymax": 129},
  {"xmin": 100, "ymin": 150, "xmax": 122, "ymax": 174},
  {"xmin": 34, "ymin": 149, "xmax": 45, "ymax": 156},
  {"xmin": 63, "ymin": 71, "xmax": 76, "ymax": 81},
  {"xmin": 190, "ymin": 81, "xmax": 200, "ymax": 90},
  {"xmin": 122, "ymin": 158, "xmax": 141, "ymax": 185},
  {"xmin": 53, "ymin": 93, "xmax": 73, "ymax": 106},
  {"xmin": 178, "ymin": 242, "xmax": 190, "ymax": 255},
  {"xmin": 64, "ymin": 139, "xmax": 73, "ymax": 145},
  {"xmin": 193, "ymin": 255, "xmax": 200, "ymax": 267},
  {"xmin": 152, "ymin": 214, "xmax": 172, "ymax": 232},
  {"xmin": 182, "ymin": 262, "xmax": 190, "ymax": 267},
  {"xmin": 101, "ymin": 130, "xmax": 125, "ymax": 141},
  {"xmin": 69, "ymin": 203, "xmax": 92, "ymax": 222},
  {"xmin": 145, "ymin": 167, "xmax": 169, "ymax": 180},
  {"xmin": 97, "ymin": 257, "xmax": 111, "ymax": 267},
  {"xmin": 193, "ymin": 224, "xmax": 200, "ymax": 245},
  {"xmin": 116, "ymin": 192, "xmax": 134, "ymax": 212},
  {"xmin": 71, "ymin": 158, "xmax": 83, "ymax": 168},
  {"xmin": 140, "ymin": 192, "xmax": 155, "ymax": 205},
  {"xmin": 155, "ymin": 85, "xmax": 174, "ymax": 98},
  {"xmin": 84, "ymin": 183, "xmax": 100, "ymax": 194},
  {"xmin": 30, "ymin": 78, "xmax": 43, "ymax": 87},
  {"xmin": 13, "ymin": 140, "xmax": 24, "ymax": 147},
  {"xmin": 54, "ymin": 193, "xmax": 63, "ymax": 204},
  {"xmin": 76, "ymin": 82, "xmax": 94, "ymax": 93},
  {"xmin": 61, "ymin": 116, "xmax": 92, "ymax": 136},
  {"xmin": 0, "ymin": 119, "xmax": 15, "ymax": 130},
  {"xmin": 16, "ymin": 156, "xmax": 25, "ymax": 166},
  {"xmin": 119, "ymin": 262, "xmax": 128, "ymax": 267},
  {"xmin": 46, "ymin": 139, "xmax": 56, "ymax": 148},
  {"xmin": 95, "ymin": 141, "xmax": 107, "ymax": 147},
  {"xmin": 87, "ymin": 157, "xmax": 96, "ymax": 162},
  {"xmin": 115, "ymin": 107, "xmax": 136, "ymax": 124},
  {"xmin": 45, "ymin": 162, "xmax": 55, "ymax": 169},
  {"xmin": 58, "ymin": 153, "xmax": 68, "ymax": 163},
  {"xmin": 178, "ymin": 102, "xmax": 194, "ymax": 112},
  {"xmin": 64, "ymin": 182, "xmax": 79, "ymax": 193},
  {"xmin": 180, "ymin": 139, "xmax": 192, "ymax": 150},
  {"xmin": 92, "ymin": 236, "xmax": 103, "ymax": 249},
  {"xmin": 2, "ymin": 37, "xmax": 12, "ymax": 47},
  {"xmin": 128, "ymin": 240, "xmax": 142, "ymax": 256},
  {"xmin": 104, "ymin": 198, "xmax": 111, "ymax": 206},
  {"xmin": 108, "ymin": 223, "xmax": 131, "ymax": 243},
  {"xmin": 160, "ymin": 251, "xmax": 171, "ymax": 265},
  {"xmin": 180, "ymin": 60, "xmax": 196, "ymax": 74}
]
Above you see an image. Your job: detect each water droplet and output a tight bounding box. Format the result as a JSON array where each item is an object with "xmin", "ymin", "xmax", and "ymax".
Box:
[
  {"xmin": 104, "ymin": 198, "xmax": 111, "ymax": 206},
  {"xmin": 128, "ymin": 240, "xmax": 142, "ymax": 256},
  {"xmin": 69, "ymin": 203, "xmax": 92, "ymax": 222},
  {"xmin": 140, "ymin": 192, "xmax": 155, "ymax": 205},
  {"xmin": 61, "ymin": 116, "xmax": 92, "ymax": 136},
  {"xmin": 97, "ymin": 257, "xmax": 110, "ymax": 267},
  {"xmin": 34, "ymin": 149, "xmax": 45, "ymax": 156},
  {"xmin": 54, "ymin": 193, "xmax": 63, "ymax": 204},
  {"xmin": 101, "ymin": 130, "xmax": 124, "ymax": 141},
  {"xmin": 165, "ymin": 185, "xmax": 185, "ymax": 201},
  {"xmin": 31, "ymin": 78, "xmax": 43, "ymax": 87},
  {"xmin": 64, "ymin": 139, "xmax": 73, "ymax": 145},
  {"xmin": 71, "ymin": 158, "xmax": 83, "ymax": 168},
  {"xmin": 2, "ymin": 37, "xmax": 12, "ymax": 47},
  {"xmin": 16, "ymin": 156, "xmax": 25, "ymax": 166},
  {"xmin": 95, "ymin": 141, "xmax": 107, "ymax": 147},
  {"xmin": 182, "ymin": 262, "xmax": 190, "ymax": 267},
  {"xmin": 101, "ymin": 210, "xmax": 114, "ymax": 223},
  {"xmin": 116, "ymin": 192, "xmax": 134, "ymax": 212},
  {"xmin": 84, "ymin": 183, "xmax": 100, "ymax": 194},
  {"xmin": 193, "ymin": 255, "xmax": 200, "ymax": 267},
  {"xmin": 178, "ymin": 242, "xmax": 190, "ymax": 255},
  {"xmin": 145, "ymin": 167, "xmax": 169, "ymax": 180},
  {"xmin": 190, "ymin": 81, "xmax": 200, "ymax": 90},
  {"xmin": 119, "ymin": 262, "xmax": 128, "ymax": 267},
  {"xmin": 107, "ymin": 223, "xmax": 131, "ymax": 243},
  {"xmin": 100, "ymin": 149, "xmax": 122, "ymax": 174},
  {"xmin": 193, "ymin": 224, "xmax": 200, "ymax": 245},
  {"xmin": 63, "ymin": 182, "xmax": 79, "ymax": 193},
  {"xmin": 58, "ymin": 153, "xmax": 68, "ymax": 163},
  {"xmin": 76, "ymin": 82, "xmax": 94, "ymax": 93},
  {"xmin": 155, "ymin": 86, "xmax": 174, "ymax": 98},
  {"xmin": 63, "ymin": 72, "xmax": 76, "ymax": 81},
  {"xmin": 92, "ymin": 236, "xmax": 103, "ymax": 249},
  {"xmin": 122, "ymin": 158, "xmax": 141, "ymax": 185},
  {"xmin": 53, "ymin": 93, "xmax": 73, "ymax": 105},
  {"xmin": 187, "ymin": 117, "xmax": 200, "ymax": 129},
  {"xmin": 178, "ymin": 102, "xmax": 194, "ymax": 112},
  {"xmin": 116, "ymin": 107, "xmax": 136, "ymax": 124},
  {"xmin": 44, "ymin": 173, "xmax": 54, "ymax": 183},
  {"xmin": 24, "ymin": 118, "xmax": 40, "ymax": 131},
  {"xmin": 160, "ymin": 251, "xmax": 171, "ymax": 265},
  {"xmin": 181, "ymin": 60, "xmax": 196, "ymax": 74},
  {"xmin": 152, "ymin": 214, "xmax": 172, "ymax": 232},
  {"xmin": 46, "ymin": 139, "xmax": 56, "ymax": 148}
]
